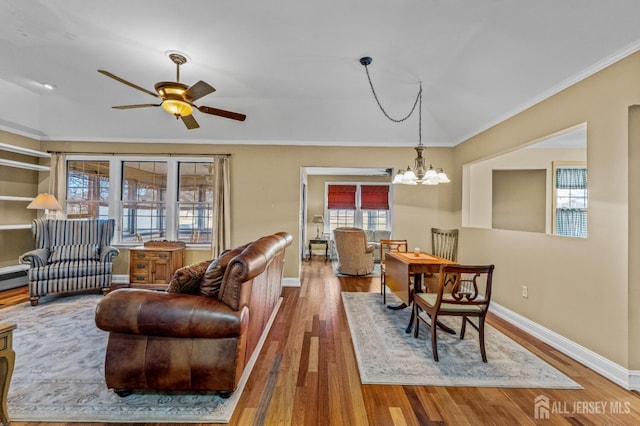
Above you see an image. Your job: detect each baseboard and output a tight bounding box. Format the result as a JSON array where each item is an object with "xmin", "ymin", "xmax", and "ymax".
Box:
[
  {"xmin": 490, "ymin": 302, "xmax": 638, "ymax": 391},
  {"xmin": 630, "ymin": 370, "xmax": 640, "ymax": 390},
  {"xmin": 112, "ymin": 274, "xmax": 129, "ymax": 284},
  {"xmin": 282, "ymin": 277, "xmax": 301, "ymax": 287}
]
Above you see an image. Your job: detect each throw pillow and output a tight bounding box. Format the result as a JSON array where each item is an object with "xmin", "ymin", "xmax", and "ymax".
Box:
[
  {"xmin": 48, "ymin": 244, "xmax": 99, "ymax": 263},
  {"xmin": 166, "ymin": 259, "xmax": 212, "ymax": 295},
  {"xmin": 199, "ymin": 243, "xmax": 250, "ymax": 298}
]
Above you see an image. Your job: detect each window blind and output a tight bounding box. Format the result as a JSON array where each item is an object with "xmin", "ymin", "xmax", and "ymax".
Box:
[
  {"xmin": 327, "ymin": 184, "xmax": 357, "ymax": 209},
  {"xmin": 360, "ymin": 185, "xmax": 389, "ymax": 210}
]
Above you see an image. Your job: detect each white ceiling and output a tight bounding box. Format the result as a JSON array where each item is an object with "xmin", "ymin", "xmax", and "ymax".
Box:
[{"xmin": 2, "ymin": 0, "xmax": 640, "ymax": 148}]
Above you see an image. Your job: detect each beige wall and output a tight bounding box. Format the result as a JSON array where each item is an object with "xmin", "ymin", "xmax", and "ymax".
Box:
[
  {"xmin": 36, "ymin": 142, "xmax": 455, "ymax": 281},
  {"xmin": 453, "ymin": 51, "xmax": 640, "ymax": 369},
  {"xmin": 466, "ymin": 147, "xmax": 586, "ymax": 231},
  {"xmin": 492, "ymin": 169, "xmax": 546, "ymax": 233}
]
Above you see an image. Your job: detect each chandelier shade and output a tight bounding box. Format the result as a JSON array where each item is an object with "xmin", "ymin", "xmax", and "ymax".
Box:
[{"xmin": 360, "ymin": 56, "xmax": 449, "ymax": 186}]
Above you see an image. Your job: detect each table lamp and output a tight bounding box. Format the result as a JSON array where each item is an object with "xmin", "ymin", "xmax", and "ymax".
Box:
[
  {"xmin": 27, "ymin": 193, "xmax": 61, "ymax": 219},
  {"xmin": 312, "ymin": 215, "xmax": 324, "ymax": 239}
]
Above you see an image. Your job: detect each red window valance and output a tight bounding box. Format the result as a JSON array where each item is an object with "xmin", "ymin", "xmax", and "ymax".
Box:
[
  {"xmin": 328, "ymin": 184, "xmax": 356, "ymax": 209},
  {"xmin": 360, "ymin": 185, "xmax": 389, "ymax": 210}
]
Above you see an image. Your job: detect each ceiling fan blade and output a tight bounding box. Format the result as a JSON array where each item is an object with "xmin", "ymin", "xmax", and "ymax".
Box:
[
  {"xmin": 112, "ymin": 103, "xmax": 162, "ymax": 109},
  {"xmin": 198, "ymin": 105, "xmax": 247, "ymax": 121},
  {"xmin": 98, "ymin": 70, "xmax": 159, "ymax": 98},
  {"xmin": 181, "ymin": 114, "xmax": 200, "ymax": 129},
  {"xmin": 184, "ymin": 80, "xmax": 216, "ymax": 102}
]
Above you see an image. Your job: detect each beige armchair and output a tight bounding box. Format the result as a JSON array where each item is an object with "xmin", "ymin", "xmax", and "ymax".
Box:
[{"xmin": 333, "ymin": 227, "xmax": 375, "ymax": 275}]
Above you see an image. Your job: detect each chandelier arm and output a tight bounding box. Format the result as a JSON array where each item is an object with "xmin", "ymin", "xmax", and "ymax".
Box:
[{"xmin": 363, "ymin": 63, "xmax": 422, "ymax": 124}]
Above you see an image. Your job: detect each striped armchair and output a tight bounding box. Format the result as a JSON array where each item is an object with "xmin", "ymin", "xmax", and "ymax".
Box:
[{"xmin": 20, "ymin": 219, "xmax": 119, "ymax": 306}]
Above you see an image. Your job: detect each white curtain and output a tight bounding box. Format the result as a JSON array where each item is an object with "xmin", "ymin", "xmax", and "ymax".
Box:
[
  {"xmin": 211, "ymin": 155, "xmax": 231, "ymax": 258},
  {"xmin": 48, "ymin": 153, "xmax": 67, "ymax": 218}
]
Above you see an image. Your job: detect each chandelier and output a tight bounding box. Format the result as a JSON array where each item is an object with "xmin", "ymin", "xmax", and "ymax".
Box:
[{"xmin": 360, "ymin": 57, "xmax": 449, "ymax": 185}]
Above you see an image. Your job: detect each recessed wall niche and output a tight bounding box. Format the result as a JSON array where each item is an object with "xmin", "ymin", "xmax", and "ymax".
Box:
[{"xmin": 462, "ymin": 124, "xmax": 587, "ymax": 235}]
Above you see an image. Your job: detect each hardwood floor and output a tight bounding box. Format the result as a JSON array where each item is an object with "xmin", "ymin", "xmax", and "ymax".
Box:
[{"xmin": 3, "ymin": 259, "xmax": 640, "ymax": 425}]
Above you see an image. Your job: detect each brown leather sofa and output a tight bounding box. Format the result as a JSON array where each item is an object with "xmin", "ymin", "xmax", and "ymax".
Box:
[{"xmin": 94, "ymin": 231, "xmax": 292, "ymax": 397}]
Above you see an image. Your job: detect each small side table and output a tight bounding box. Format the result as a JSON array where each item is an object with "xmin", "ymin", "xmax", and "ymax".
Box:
[
  {"xmin": 308, "ymin": 238, "xmax": 329, "ymax": 261},
  {"xmin": 129, "ymin": 241, "xmax": 185, "ymax": 290},
  {"xmin": 0, "ymin": 323, "xmax": 16, "ymax": 426}
]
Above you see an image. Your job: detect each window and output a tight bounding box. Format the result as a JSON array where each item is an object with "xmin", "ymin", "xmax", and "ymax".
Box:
[
  {"xmin": 553, "ymin": 162, "xmax": 587, "ymax": 237},
  {"xmin": 360, "ymin": 185, "xmax": 390, "ymax": 231},
  {"xmin": 328, "ymin": 209, "xmax": 355, "ymax": 229},
  {"xmin": 326, "ymin": 183, "xmax": 391, "ymax": 232},
  {"xmin": 121, "ymin": 161, "xmax": 168, "ymax": 242},
  {"xmin": 177, "ymin": 163, "xmax": 214, "ymax": 244},
  {"xmin": 66, "ymin": 157, "xmax": 213, "ymax": 245},
  {"xmin": 66, "ymin": 160, "xmax": 110, "ymax": 219}
]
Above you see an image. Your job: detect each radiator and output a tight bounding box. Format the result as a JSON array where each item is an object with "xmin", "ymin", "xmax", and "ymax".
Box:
[{"xmin": 0, "ymin": 265, "xmax": 28, "ymax": 291}]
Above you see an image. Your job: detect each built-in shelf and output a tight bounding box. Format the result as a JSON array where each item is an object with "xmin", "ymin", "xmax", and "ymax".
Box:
[
  {"xmin": 0, "ymin": 142, "xmax": 46, "ymax": 237},
  {"xmin": 0, "ymin": 158, "xmax": 49, "ymax": 172},
  {"xmin": 0, "ymin": 224, "xmax": 32, "ymax": 231},
  {"xmin": 0, "ymin": 196, "xmax": 34, "ymax": 202},
  {"xmin": 0, "ymin": 142, "xmax": 50, "ymax": 158}
]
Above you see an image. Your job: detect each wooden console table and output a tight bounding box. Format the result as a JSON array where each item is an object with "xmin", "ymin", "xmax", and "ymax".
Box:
[
  {"xmin": 0, "ymin": 323, "xmax": 16, "ymax": 426},
  {"xmin": 129, "ymin": 241, "xmax": 185, "ymax": 290}
]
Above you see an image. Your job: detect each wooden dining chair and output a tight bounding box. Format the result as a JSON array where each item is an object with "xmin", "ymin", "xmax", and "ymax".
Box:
[
  {"xmin": 423, "ymin": 228, "xmax": 459, "ymax": 292},
  {"xmin": 431, "ymin": 228, "xmax": 459, "ymax": 262},
  {"xmin": 413, "ymin": 264, "xmax": 495, "ymax": 362},
  {"xmin": 379, "ymin": 239, "xmax": 408, "ymax": 304}
]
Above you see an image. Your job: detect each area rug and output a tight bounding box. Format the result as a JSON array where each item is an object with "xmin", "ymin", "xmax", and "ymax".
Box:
[
  {"xmin": 341, "ymin": 292, "xmax": 582, "ymax": 389},
  {"xmin": 332, "ymin": 261, "xmax": 380, "ymax": 277},
  {"xmin": 0, "ymin": 293, "xmax": 276, "ymax": 423}
]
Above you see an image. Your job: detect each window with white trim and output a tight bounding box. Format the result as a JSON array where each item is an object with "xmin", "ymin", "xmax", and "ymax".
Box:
[
  {"xmin": 67, "ymin": 160, "xmax": 110, "ymax": 219},
  {"xmin": 325, "ymin": 183, "xmax": 391, "ymax": 232},
  {"xmin": 65, "ymin": 156, "xmax": 213, "ymax": 245},
  {"xmin": 553, "ymin": 162, "xmax": 587, "ymax": 238}
]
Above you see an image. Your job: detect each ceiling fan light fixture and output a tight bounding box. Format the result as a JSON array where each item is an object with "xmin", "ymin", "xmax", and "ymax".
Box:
[
  {"xmin": 99, "ymin": 53, "xmax": 246, "ymax": 128},
  {"xmin": 162, "ymin": 99, "xmax": 193, "ymax": 116}
]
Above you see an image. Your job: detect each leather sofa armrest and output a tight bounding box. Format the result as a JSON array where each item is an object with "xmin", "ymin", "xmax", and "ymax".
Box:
[
  {"xmin": 95, "ymin": 288, "xmax": 246, "ymax": 339},
  {"xmin": 20, "ymin": 248, "xmax": 49, "ymax": 267},
  {"xmin": 100, "ymin": 245, "xmax": 120, "ymax": 262}
]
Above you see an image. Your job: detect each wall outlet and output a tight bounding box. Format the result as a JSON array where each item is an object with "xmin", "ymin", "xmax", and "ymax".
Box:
[{"xmin": 522, "ymin": 285, "xmax": 528, "ymax": 298}]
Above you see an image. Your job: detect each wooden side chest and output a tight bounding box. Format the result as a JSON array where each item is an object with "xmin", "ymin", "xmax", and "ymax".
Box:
[{"xmin": 129, "ymin": 241, "xmax": 185, "ymax": 290}]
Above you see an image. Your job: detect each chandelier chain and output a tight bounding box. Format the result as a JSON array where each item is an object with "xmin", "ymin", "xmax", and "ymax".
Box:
[{"xmin": 363, "ymin": 63, "xmax": 423, "ymax": 144}]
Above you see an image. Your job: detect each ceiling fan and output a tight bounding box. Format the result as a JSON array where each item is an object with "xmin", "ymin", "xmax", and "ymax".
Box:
[{"xmin": 98, "ymin": 53, "xmax": 246, "ymax": 129}]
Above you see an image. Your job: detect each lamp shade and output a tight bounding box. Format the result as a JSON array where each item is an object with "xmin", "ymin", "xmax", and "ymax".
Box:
[
  {"xmin": 312, "ymin": 215, "xmax": 324, "ymax": 224},
  {"xmin": 27, "ymin": 193, "xmax": 61, "ymax": 211}
]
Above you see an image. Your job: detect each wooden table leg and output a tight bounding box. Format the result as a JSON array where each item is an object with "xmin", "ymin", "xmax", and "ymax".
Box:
[{"xmin": 0, "ymin": 324, "xmax": 16, "ymax": 426}]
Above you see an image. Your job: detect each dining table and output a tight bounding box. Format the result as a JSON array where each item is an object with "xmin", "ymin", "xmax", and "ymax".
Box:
[{"xmin": 384, "ymin": 250, "xmax": 457, "ymax": 333}]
